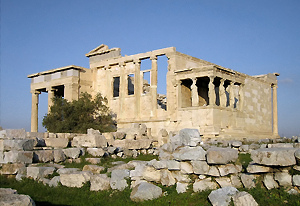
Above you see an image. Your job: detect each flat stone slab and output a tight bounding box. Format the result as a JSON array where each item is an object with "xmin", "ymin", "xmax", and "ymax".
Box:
[
  {"xmin": 130, "ymin": 182, "xmax": 162, "ymax": 202},
  {"xmin": 251, "ymin": 148, "xmax": 297, "ymax": 166},
  {"xmin": 207, "ymin": 147, "xmax": 238, "ymax": 164},
  {"xmin": 173, "ymin": 146, "xmax": 206, "ymax": 161}
]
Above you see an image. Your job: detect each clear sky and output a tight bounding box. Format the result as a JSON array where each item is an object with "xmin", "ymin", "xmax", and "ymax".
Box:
[{"xmin": 1, "ymin": 0, "xmax": 299, "ymax": 137}]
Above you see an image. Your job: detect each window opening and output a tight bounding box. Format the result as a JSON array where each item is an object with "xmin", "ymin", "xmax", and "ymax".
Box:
[
  {"xmin": 140, "ymin": 58, "xmax": 151, "ymax": 71},
  {"xmin": 224, "ymin": 80, "xmax": 230, "ymax": 107},
  {"xmin": 113, "ymin": 77, "xmax": 120, "ymax": 97},
  {"xmin": 196, "ymin": 77, "xmax": 209, "ymax": 106},
  {"xmin": 157, "ymin": 55, "xmax": 168, "ymax": 110},
  {"xmin": 214, "ymin": 78, "xmax": 221, "ymax": 106},
  {"xmin": 181, "ymin": 79, "xmax": 193, "ymax": 107},
  {"xmin": 128, "ymin": 74, "xmax": 134, "ymax": 95},
  {"xmin": 142, "ymin": 71, "xmax": 150, "ymax": 94},
  {"xmin": 233, "ymin": 83, "xmax": 240, "ymax": 109}
]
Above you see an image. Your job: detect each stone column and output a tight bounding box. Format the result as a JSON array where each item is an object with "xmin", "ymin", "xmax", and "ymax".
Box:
[
  {"xmin": 31, "ymin": 90, "xmax": 40, "ymax": 132},
  {"xmin": 47, "ymin": 87, "xmax": 55, "ymax": 113},
  {"xmin": 134, "ymin": 59, "xmax": 141, "ymax": 119},
  {"xmin": 229, "ymin": 81, "xmax": 235, "ymax": 108},
  {"xmin": 219, "ymin": 79, "xmax": 226, "ymax": 107},
  {"xmin": 119, "ymin": 62, "xmax": 126, "ymax": 119},
  {"xmin": 272, "ymin": 84, "xmax": 278, "ymax": 135},
  {"xmin": 208, "ymin": 76, "xmax": 216, "ymax": 106},
  {"xmin": 64, "ymin": 83, "xmax": 79, "ymax": 102},
  {"xmin": 150, "ymin": 56, "xmax": 158, "ymax": 117},
  {"xmin": 191, "ymin": 78, "xmax": 199, "ymax": 107}
]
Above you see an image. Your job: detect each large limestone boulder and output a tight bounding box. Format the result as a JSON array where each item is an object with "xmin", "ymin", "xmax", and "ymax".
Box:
[
  {"xmin": 3, "ymin": 151, "xmax": 33, "ymax": 163},
  {"xmin": 72, "ymin": 134, "xmax": 107, "ymax": 148},
  {"xmin": 263, "ymin": 173, "xmax": 279, "ymax": 189},
  {"xmin": 82, "ymin": 165, "xmax": 105, "ymax": 174},
  {"xmin": 193, "ymin": 178, "xmax": 218, "ymax": 192},
  {"xmin": 110, "ymin": 169, "xmax": 130, "ymax": 190},
  {"xmin": 62, "ymin": 148, "xmax": 81, "ymax": 159},
  {"xmin": 191, "ymin": 161, "xmax": 209, "ymax": 175},
  {"xmin": 33, "ymin": 150, "xmax": 54, "ymax": 163},
  {"xmin": 60, "ymin": 172, "xmax": 91, "ymax": 187},
  {"xmin": 27, "ymin": 167, "xmax": 55, "ymax": 180},
  {"xmin": 0, "ymin": 163, "xmax": 25, "ymax": 175},
  {"xmin": 49, "ymin": 176, "xmax": 60, "ymax": 187},
  {"xmin": 90, "ymin": 174, "xmax": 111, "ymax": 191},
  {"xmin": 44, "ymin": 138, "xmax": 68, "ymax": 148},
  {"xmin": 218, "ymin": 164, "xmax": 242, "ymax": 176},
  {"xmin": 292, "ymin": 175, "xmax": 300, "ymax": 186},
  {"xmin": 240, "ymin": 174, "xmax": 257, "ymax": 189},
  {"xmin": 232, "ymin": 191, "xmax": 258, "ymax": 206},
  {"xmin": 246, "ymin": 162, "xmax": 272, "ymax": 173},
  {"xmin": 173, "ymin": 146, "xmax": 206, "ymax": 161},
  {"xmin": 53, "ymin": 149, "xmax": 66, "ymax": 163},
  {"xmin": 0, "ymin": 193, "xmax": 36, "ymax": 206},
  {"xmin": 171, "ymin": 171, "xmax": 191, "ymax": 183},
  {"xmin": 160, "ymin": 169, "xmax": 176, "ymax": 186},
  {"xmin": 130, "ymin": 182, "xmax": 162, "ymax": 202},
  {"xmin": 178, "ymin": 128, "xmax": 202, "ymax": 147},
  {"xmin": 142, "ymin": 166, "xmax": 161, "ymax": 182},
  {"xmin": 207, "ymin": 147, "xmax": 238, "ymax": 164},
  {"xmin": 208, "ymin": 186, "xmax": 239, "ymax": 206},
  {"xmin": 176, "ymin": 182, "xmax": 189, "ymax": 193},
  {"xmin": 274, "ymin": 172, "xmax": 292, "ymax": 187},
  {"xmin": 3, "ymin": 139, "xmax": 35, "ymax": 151},
  {"xmin": 251, "ymin": 148, "xmax": 297, "ymax": 166},
  {"xmin": 86, "ymin": 148, "xmax": 105, "ymax": 157}
]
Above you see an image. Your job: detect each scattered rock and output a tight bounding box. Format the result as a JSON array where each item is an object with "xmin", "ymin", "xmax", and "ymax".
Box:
[
  {"xmin": 208, "ymin": 186, "xmax": 238, "ymax": 206},
  {"xmin": 90, "ymin": 174, "xmax": 111, "ymax": 191},
  {"xmin": 130, "ymin": 182, "xmax": 162, "ymax": 202},
  {"xmin": 193, "ymin": 178, "xmax": 218, "ymax": 192},
  {"xmin": 251, "ymin": 148, "xmax": 297, "ymax": 166},
  {"xmin": 232, "ymin": 191, "xmax": 258, "ymax": 206},
  {"xmin": 207, "ymin": 147, "xmax": 238, "ymax": 164}
]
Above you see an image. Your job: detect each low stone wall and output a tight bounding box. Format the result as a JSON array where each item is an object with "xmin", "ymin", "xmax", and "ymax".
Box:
[{"xmin": 1, "ymin": 128, "xmax": 300, "ymax": 204}]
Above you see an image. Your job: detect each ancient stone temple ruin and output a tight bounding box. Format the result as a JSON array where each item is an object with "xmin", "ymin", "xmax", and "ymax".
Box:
[{"xmin": 28, "ymin": 44, "xmax": 279, "ymax": 139}]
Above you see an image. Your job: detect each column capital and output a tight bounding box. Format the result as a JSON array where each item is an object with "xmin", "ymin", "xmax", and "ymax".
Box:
[
  {"xmin": 133, "ymin": 59, "xmax": 141, "ymax": 64},
  {"xmin": 31, "ymin": 90, "xmax": 41, "ymax": 95},
  {"xmin": 150, "ymin": 56, "xmax": 157, "ymax": 60}
]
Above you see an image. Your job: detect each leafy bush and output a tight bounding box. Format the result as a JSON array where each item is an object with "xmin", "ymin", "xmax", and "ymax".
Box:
[{"xmin": 42, "ymin": 92, "xmax": 116, "ymax": 133}]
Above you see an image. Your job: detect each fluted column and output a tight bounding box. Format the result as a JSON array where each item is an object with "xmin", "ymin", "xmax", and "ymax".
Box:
[
  {"xmin": 208, "ymin": 76, "xmax": 216, "ymax": 106},
  {"xmin": 134, "ymin": 59, "xmax": 141, "ymax": 119},
  {"xmin": 219, "ymin": 79, "xmax": 226, "ymax": 107},
  {"xmin": 191, "ymin": 78, "xmax": 199, "ymax": 107},
  {"xmin": 272, "ymin": 84, "xmax": 278, "ymax": 135},
  {"xmin": 150, "ymin": 56, "xmax": 158, "ymax": 117},
  {"xmin": 31, "ymin": 90, "xmax": 40, "ymax": 132}
]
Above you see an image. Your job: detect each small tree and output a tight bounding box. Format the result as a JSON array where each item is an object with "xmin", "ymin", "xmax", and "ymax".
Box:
[{"xmin": 42, "ymin": 92, "xmax": 116, "ymax": 133}]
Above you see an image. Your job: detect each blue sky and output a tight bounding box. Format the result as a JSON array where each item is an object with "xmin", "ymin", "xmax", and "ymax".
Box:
[{"xmin": 1, "ymin": 0, "xmax": 299, "ymax": 137}]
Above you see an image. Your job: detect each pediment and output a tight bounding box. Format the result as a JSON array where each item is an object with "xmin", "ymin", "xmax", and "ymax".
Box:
[{"xmin": 85, "ymin": 44, "xmax": 110, "ymax": 57}]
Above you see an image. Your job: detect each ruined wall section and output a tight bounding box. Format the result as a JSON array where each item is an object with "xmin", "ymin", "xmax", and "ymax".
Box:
[{"xmin": 241, "ymin": 76, "xmax": 273, "ymax": 135}]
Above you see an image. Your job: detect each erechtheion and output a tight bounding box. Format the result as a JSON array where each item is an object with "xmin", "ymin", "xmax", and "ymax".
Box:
[{"xmin": 28, "ymin": 44, "xmax": 279, "ymax": 139}]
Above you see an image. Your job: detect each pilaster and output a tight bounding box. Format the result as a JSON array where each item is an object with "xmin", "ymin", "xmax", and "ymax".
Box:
[{"xmin": 272, "ymin": 84, "xmax": 278, "ymax": 135}]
